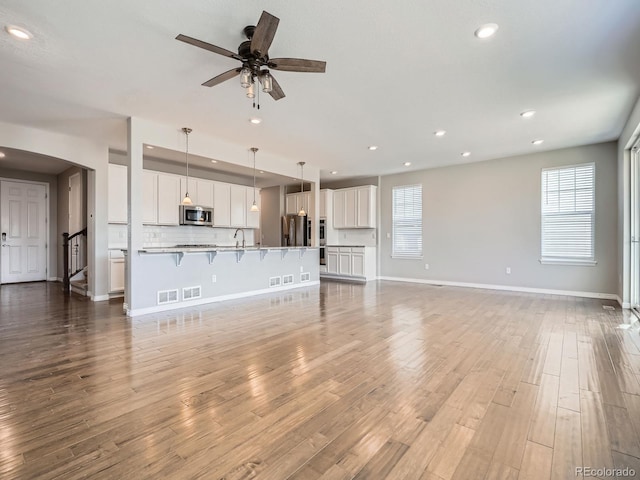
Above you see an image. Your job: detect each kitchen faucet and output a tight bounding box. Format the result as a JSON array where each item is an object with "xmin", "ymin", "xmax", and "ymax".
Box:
[{"xmin": 234, "ymin": 228, "xmax": 246, "ymax": 248}]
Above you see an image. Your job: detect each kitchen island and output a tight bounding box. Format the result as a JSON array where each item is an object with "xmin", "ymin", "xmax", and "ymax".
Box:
[{"xmin": 123, "ymin": 246, "xmax": 319, "ymax": 316}]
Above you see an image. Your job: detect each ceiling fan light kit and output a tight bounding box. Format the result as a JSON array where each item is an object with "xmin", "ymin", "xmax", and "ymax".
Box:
[{"xmin": 176, "ymin": 11, "xmax": 326, "ymax": 108}]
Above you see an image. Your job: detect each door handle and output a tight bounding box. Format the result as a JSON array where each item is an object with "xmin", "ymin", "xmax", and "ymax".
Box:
[{"xmin": 1, "ymin": 232, "xmax": 6, "ymax": 241}]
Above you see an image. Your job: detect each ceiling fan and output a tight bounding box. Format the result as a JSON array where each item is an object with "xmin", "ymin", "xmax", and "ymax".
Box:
[{"xmin": 176, "ymin": 11, "xmax": 326, "ymax": 102}]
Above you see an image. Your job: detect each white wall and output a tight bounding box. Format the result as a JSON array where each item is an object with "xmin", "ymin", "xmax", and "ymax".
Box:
[
  {"xmin": 379, "ymin": 142, "xmax": 618, "ymax": 296},
  {"xmin": 0, "ymin": 122, "xmax": 109, "ymax": 298}
]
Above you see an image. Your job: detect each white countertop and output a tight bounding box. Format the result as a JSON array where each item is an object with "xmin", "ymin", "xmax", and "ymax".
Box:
[{"xmin": 135, "ymin": 246, "xmax": 317, "ymax": 253}]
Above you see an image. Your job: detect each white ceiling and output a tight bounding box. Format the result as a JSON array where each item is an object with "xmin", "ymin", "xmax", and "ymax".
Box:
[{"xmin": 0, "ymin": 0, "xmax": 639, "ymax": 180}]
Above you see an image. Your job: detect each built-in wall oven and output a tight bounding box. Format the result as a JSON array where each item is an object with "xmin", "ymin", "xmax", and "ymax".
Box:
[{"xmin": 319, "ymin": 218, "xmax": 326, "ymax": 265}]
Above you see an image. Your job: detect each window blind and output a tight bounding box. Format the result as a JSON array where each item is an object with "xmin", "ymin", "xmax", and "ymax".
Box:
[
  {"xmin": 392, "ymin": 184, "xmax": 422, "ymax": 257},
  {"xmin": 541, "ymin": 163, "xmax": 594, "ymax": 261}
]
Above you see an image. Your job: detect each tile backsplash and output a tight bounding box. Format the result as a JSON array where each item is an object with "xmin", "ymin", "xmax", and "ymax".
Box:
[{"xmin": 108, "ymin": 224, "xmax": 256, "ymax": 249}]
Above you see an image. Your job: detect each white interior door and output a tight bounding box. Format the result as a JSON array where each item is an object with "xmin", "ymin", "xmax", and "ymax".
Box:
[{"xmin": 1, "ymin": 180, "xmax": 48, "ymax": 284}]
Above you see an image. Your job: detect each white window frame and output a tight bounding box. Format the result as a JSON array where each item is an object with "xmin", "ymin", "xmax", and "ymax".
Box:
[
  {"xmin": 540, "ymin": 162, "xmax": 596, "ymax": 266},
  {"xmin": 392, "ymin": 184, "xmax": 423, "ymax": 259}
]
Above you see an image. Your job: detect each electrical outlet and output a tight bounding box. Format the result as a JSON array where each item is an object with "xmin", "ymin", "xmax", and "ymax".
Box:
[
  {"xmin": 425, "ymin": 263, "xmax": 429, "ymax": 270},
  {"xmin": 386, "ymin": 232, "xmax": 391, "ymax": 239},
  {"xmin": 300, "ymin": 266, "xmax": 303, "ymax": 272},
  {"xmin": 506, "ymin": 267, "xmax": 511, "ymax": 275},
  {"xmin": 211, "ymin": 275, "xmax": 217, "ymax": 283}
]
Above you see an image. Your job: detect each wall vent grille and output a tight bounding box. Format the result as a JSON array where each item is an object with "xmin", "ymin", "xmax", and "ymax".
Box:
[
  {"xmin": 157, "ymin": 289, "xmax": 179, "ymax": 305},
  {"xmin": 183, "ymin": 286, "xmax": 202, "ymax": 301},
  {"xmin": 300, "ymin": 272, "xmax": 311, "ymax": 282},
  {"xmin": 283, "ymin": 274, "xmax": 294, "ymax": 285},
  {"xmin": 269, "ymin": 276, "xmax": 281, "ymax": 288}
]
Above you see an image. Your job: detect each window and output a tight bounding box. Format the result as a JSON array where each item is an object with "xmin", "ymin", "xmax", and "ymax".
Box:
[
  {"xmin": 392, "ymin": 184, "xmax": 422, "ymax": 258},
  {"xmin": 541, "ymin": 163, "xmax": 595, "ymax": 264}
]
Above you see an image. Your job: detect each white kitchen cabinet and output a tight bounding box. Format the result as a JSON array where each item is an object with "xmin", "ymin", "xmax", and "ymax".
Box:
[
  {"xmin": 157, "ymin": 173, "xmax": 181, "ymax": 225},
  {"xmin": 338, "ymin": 249, "xmax": 352, "ymax": 275},
  {"xmin": 286, "ymin": 192, "xmax": 311, "ymax": 216},
  {"xmin": 332, "ymin": 190, "xmax": 346, "ymax": 228},
  {"xmin": 344, "ymin": 189, "xmax": 357, "ymax": 227},
  {"xmin": 320, "ymin": 189, "xmax": 332, "ymax": 218},
  {"xmin": 197, "ymin": 180, "xmax": 214, "ymax": 208},
  {"xmin": 327, "ymin": 247, "xmax": 339, "ymax": 274},
  {"xmin": 213, "ymin": 182, "xmax": 231, "ymax": 227},
  {"xmin": 321, "ymin": 246, "xmax": 376, "ymax": 281},
  {"xmin": 230, "ymin": 184, "xmax": 246, "ymax": 227},
  {"xmin": 357, "ymin": 187, "xmax": 374, "ymax": 227},
  {"xmin": 332, "ymin": 185, "xmax": 377, "ymax": 229},
  {"xmin": 108, "ymin": 250, "xmax": 125, "ymax": 293},
  {"xmin": 142, "ymin": 170, "xmax": 158, "ymax": 224},
  {"xmin": 351, "ymin": 248, "xmax": 365, "ymax": 276},
  {"xmin": 108, "ymin": 164, "xmax": 128, "ymax": 224},
  {"xmin": 180, "ymin": 178, "xmax": 214, "ymax": 207},
  {"xmin": 285, "ymin": 193, "xmax": 298, "ymax": 215},
  {"xmin": 246, "ymin": 187, "xmax": 260, "ymax": 229}
]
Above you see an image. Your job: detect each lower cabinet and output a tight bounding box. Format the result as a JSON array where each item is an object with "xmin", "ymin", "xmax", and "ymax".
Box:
[
  {"xmin": 324, "ymin": 246, "xmax": 376, "ymax": 281},
  {"xmin": 109, "ymin": 250, "xmax": 125, "ymax": 293}
]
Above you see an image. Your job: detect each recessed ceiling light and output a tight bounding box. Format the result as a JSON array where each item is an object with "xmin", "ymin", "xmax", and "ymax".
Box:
[
  {"xmin": 532, "ymin": 139, "xmax": 544, "ymax": 145},
  {"xmin": 249, "ymin": 118, "xmax": 262, "ymax": 124},
  {"xmin": 520, "ymin": 110, "xmax": 536, "ymax": 119},
  {"xmin": 368, "ymin": 145, "xmax": 378, "ymax": 151},
  {"xmin": 5, "ymin": 25, "xmax": 33, "ymax": 40},
  {"xmin": 0, "ymin": 151, "xmax": 5, "ymax": 158},
  {"xmin": 330, "ymin": 170, "xmax": 338, "ymax": 175},
  {"xmin": 474, "ymin": 23, "xmax": 499, "ymax": 39},
  {"xmin": 404, "ymin": 162, "xmax": 411, "ymax": 167},
  {"xmin": 434, "ymin": 130, "xmax": 446, "ymax": 137},
  {"xmin": 211, "ymin": 159, "xmax": 218, "ymax": 163},
  {"xmin": 461, "ymin": 151, "xmax": 471, "ymax": 157},
  {"xmin": 259, "ymin": 170, "xmax": 264, "ymax": 174},
  {"xmin": 145, "ymin": 145, "xmax": 154, "ymax": 149}
]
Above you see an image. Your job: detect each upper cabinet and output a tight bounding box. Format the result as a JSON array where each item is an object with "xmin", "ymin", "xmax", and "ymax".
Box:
[
  {"xmin": 108, "ymin": 167, "xmax": 260, "ymax": 229},
  {"xmin": 246, "ymin": 187, "xmax": 260, "ymax": 229},
  {"xmin": 285, "ymin": 192, "xmax": 311, "ymax": 216},
  {"xmin": 108, "ymin": 164, "xmax": 128, "ymax": 224},
  {"xmin": 332, "ymin": 185, "xmax": 377, "ymax": 229},
  {"xmin": 319, "ymin": 189, "xmax": 332, "ymax": 218},
  {"xmin": 142, "ymin": 170, "xmax": 158, "ymax": 224},
  {"xmin": 230, "ymin": 184, "xmax": 247, "ymax": 227},
  {"xmin": 157, "ymin": 173, "xmax": 181, "ymax": 225},
  {"xmin": 180, "ymin": 178, "xmax": 214, "ymax": 208},
  {"xmin": 213, "ymin": 182, "xmax": 231, "ymax": 227}
]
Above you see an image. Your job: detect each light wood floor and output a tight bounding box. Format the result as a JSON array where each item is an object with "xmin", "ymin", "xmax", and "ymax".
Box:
[{"xmin": 1, "ymin": 281, "xmax": 640, "ymax": 479}]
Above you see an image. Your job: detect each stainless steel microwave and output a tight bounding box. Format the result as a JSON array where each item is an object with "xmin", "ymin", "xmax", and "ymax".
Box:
[{"xmin": 179, "ymin": 205, "xmax": 213, "ymax": 226}]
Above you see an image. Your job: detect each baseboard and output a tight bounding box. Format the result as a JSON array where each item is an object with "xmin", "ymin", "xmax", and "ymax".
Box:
[
  {"xmin": 48, "ymin": 277, "xmax": 62, "ymax": 282},
  {"xmin": 378, "ymin": 276, "xmax": 619, "ymax": 301},
  {"xmin": 618, "ymin": 296, "xmax": 632, "ymax": 309},
  {"xmin": 92, "ymin": 294, "xmax": 110, "ymax": 302},
  {"xmin": 126, "ymin": 280, "xmax": 320, "ymax": 317}
]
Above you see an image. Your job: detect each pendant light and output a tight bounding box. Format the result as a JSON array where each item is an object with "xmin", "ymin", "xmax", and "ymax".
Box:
[
  {"xmin": 298, "ymin": 161, "xmax": 306, "ymax": 217},
  {"xmin": 250, "ymin": 147, "xmax": 259, "ymax": 212},
  {"xmin": 182, "ymin": 127, "xmax": 193, "ymax": 205}
]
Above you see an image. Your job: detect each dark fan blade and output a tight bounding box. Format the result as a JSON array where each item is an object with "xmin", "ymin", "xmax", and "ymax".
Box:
[
  {"xmin": 202, "ymin": 68, "xmax": 241, "ymax": 87},
  {"xmin": 250, "ymin": 11, "xmax": 279, "ymax": 56},
  {"xmin": 268, "ymin": 58, "xmax": 326, "ymax": 73},
  {"xmin": 267, "ymin": 73, "xmax": 285, "ymax": 100},
  {"xmin": 176, "ymin": 34, "xmax": 242, "ymax": 60}
]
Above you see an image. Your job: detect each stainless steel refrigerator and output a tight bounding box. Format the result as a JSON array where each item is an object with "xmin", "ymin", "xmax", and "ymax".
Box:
[{"xmin": 282, "ymin": 214, "xmax": 310, "ymax": 246}]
